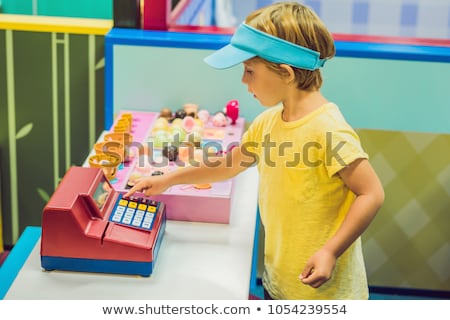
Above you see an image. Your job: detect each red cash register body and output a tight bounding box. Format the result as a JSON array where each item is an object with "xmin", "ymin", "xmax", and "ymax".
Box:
[{"xmin": 41, "ymin": 166, "xmax": 166, "ymax": 276}]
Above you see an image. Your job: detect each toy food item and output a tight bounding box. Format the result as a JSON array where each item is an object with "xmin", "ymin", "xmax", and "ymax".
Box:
[
  {"xmin": 171, "ymin": 118, "xmax": 183, "ymax": 126},
  {"xmin": 183, "ymin": 103, "xmax": 199, "ymax": 118},
  {"xmin": 120, "ymin": 112, "xmax": 133, "ymax": 122},
  {"xmin": 113, "ymin": 123, "xmax": 129, "ymax": 133},
  {"xmin": 194, "ymin": 118, "xmax": 204, "ymax": 127},
  {"xmin": 159, "ymin": 107, "xmax": 173, "ymax": 120},
  {"xmin": 162, "ymin": 145, "xmax": 178, "ymax": 161},
  {"xmin": 104, "ymin": 132, "xmax": 133, "ymax": 147},
  {"xmin": 94, "ymin": 140, "xmax": 126, "ymax": 163},
  {"xmin": 117, "ymin": 118, "xmax": 131, "ymax": 129},
  {"xmin": 182, "ymin": 116, "xmax": 196, "ymax": 133},
  {"xmin": 88, "ymin": 153, "xmax": 121, "ymax": 180},
  {"xmin": 197, "ymin": 109, "xmax": 210, "ymax": 123},
  {"xmin": 152, "ymin": 117, "xmax": 170, "ymax": 132},
  {"xmin": 113, "ymin": 118, "xmax": 131, "ymax": 134},
  {"xmin": 174, "ymin": 109, "xmax": 187, "ymax": 119},
  {"xmin": 212, "ymin": 112, "xmax": 227, "ymax": 127},
  {"xmin": 225, "ymin": 99, "xmax": 239, "ymax": 124},
  {"xmin": 171, "ymin": 126, "xmax": 186, "ymax": 143},
  {"xmin": 153, "ymin": 130, "xmax": 171, "ymax": 148},
  {"xmin": 193, "ymin": 183, "xmax": 212, "ymax": 189},
  {"xmin": 127, "ymin": 171, "xmax": 143, "ymax": 188}
]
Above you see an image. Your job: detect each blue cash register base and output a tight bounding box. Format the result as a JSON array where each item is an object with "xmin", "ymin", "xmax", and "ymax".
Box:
[{"xmin": 41, "ymin": 166, "xmax": 166, "ymax": 277}]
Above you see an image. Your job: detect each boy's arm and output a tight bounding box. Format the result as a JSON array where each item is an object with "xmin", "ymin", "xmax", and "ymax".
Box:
[
  {"xmin": 326, "ymin": 158, "xmax": 384, "ymax": 257},
  {"xmin": 300, "ymin": 158, "xmax": 384, "ymax": 288},
  {"xmin": 125, "ymin": 144, "xmax": 256, "ymax": 197}
]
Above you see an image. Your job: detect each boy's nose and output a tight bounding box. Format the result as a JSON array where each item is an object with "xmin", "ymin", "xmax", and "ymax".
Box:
[{"xmin": 241, "ymin": 73, "xmax": 247, "ymax": 84}]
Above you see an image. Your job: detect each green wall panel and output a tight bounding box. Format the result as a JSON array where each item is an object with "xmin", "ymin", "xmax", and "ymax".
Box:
[
  {"xmin": 68, "ymin": 34, "xmax": 105, "ymax": 166},
  {"xmin": 0, "ymin": 29, "xmax": 105, "ymax": 245},
  {"xmin": 13, "ymin": 31, "xmax": 54, "ymax": 235},
  {"xmin": 0, "ymin": 29, "xmax": 7, "ymax": 251},
  {"xmin": 359, "ymin": 129, "xmax": 450, "ymax": 291}
]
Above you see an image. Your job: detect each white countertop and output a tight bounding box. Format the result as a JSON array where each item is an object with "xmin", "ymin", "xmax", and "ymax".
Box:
[{"xmin": 4, "ymin": 167, "xmax": 259, "ymax": 300}]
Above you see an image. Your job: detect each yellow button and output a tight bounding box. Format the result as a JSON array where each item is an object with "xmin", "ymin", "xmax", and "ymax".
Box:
[
  {"xmin": 119, "ymin": 199, "xmax": 128, "ymax": 206},
  {"xmin": 128, "ymin": 201, "xmax": 137, "ymax": 208},
  {"xmin": 147, "ymin": 205, "xmax": 156, "ymax": 213},
  {"xmin": 138, "ymin": 203, "xmax": 147, "ymax": 210}
]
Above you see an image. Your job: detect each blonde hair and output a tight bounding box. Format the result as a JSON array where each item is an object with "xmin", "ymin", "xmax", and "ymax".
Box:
[{"xmin": 245, "ymin": 2, "xmax": 335, "ymax": 90}]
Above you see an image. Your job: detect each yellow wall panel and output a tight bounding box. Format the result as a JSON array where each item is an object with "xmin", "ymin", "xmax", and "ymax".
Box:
[{"xmin": 359, "ymin": 129, "xmax": 450, "ymax": 291}]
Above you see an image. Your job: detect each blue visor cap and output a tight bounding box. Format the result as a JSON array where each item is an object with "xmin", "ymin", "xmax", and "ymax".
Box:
[{"xmin": 204, "ymin": 23, "xmax": 327, "ymax": 70}]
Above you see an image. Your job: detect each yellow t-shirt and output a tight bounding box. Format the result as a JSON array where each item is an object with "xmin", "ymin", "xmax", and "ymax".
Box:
[{"xmin": 241, "ymin": 103, "xmax": 369, "ymax": 300}]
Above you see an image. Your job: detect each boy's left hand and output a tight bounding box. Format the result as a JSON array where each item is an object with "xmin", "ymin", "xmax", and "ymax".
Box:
[{"xmin": 299, "ymin": 249, "xmax": 336, "ymax": 288}]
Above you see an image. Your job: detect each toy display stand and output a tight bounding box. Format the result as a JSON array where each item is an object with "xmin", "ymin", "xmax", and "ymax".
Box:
[{"xmin": 92, "ymin": 110, "xmax": 246, "ymax": 224}]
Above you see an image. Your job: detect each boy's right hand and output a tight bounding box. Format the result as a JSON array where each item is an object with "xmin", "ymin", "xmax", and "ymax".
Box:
[{"xmin": 124, "ymin": 175, "xmax": 170, "ymax": 198}]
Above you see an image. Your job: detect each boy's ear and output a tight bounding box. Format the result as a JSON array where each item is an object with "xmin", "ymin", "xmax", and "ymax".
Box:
[{"xmin": 279, "ymin": 64, "xmax": 296, "ymax": 83}]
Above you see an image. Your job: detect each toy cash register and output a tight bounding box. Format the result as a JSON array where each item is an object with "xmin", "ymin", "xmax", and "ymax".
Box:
[{"xmin": 41, "ymin": 166, "xmax": 166, "ymax": 277}]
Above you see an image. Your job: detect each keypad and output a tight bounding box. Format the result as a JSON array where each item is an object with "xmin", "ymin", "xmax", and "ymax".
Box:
[{"xmin": 109, "ymin": 194, "xmax": 160, "ymax": 231}]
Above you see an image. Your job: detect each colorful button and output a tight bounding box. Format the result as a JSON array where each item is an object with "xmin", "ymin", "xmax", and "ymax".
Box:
[
  {"xmin": 149, "ymin": 200, "xmax": 158, "ymax": 206},
  {"xmin": 115, "ymin": 206, "xmax": 126, "ymax": 213},
  {"xmin": 128, "ymin": 201, "xmax": 138, "ymax": 209}
]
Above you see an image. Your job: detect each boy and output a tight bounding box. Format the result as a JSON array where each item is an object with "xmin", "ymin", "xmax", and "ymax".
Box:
[{"xmin": 127, "ymin": 2, "xmax": 384, "ymax": 299}]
